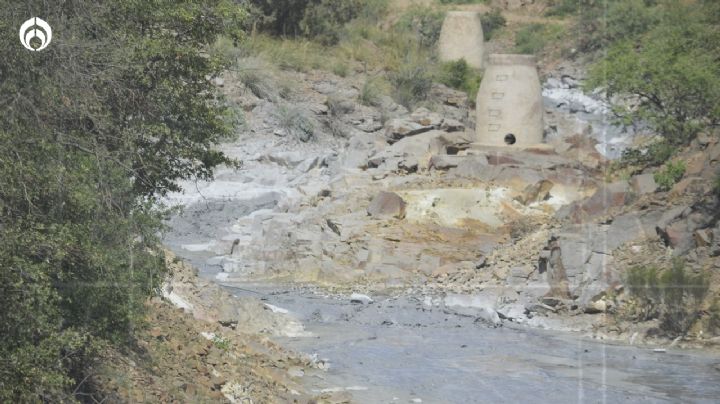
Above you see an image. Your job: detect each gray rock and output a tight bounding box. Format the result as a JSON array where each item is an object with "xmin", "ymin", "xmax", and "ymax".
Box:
[
  {"xmin": 429, "ymin": 155, "xmax": 464, "ymax": 170},
  {"xmin": 630, "ymin": 173, "xmax": 657, "ymax": 195},
  {"xmin": 367, "ymin": 191, "xmax": 407, "ymax": 219},
  {"xmin": 350, "ymin": 293, "xmax": 373, "ymax": 305}
]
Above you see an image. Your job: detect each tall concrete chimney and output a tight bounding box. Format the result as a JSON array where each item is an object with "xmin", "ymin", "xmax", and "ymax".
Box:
[
  {"xmin": 438, "ymin": 11, "xmax": 485, "ymax": 69},
  {"xmin": 475, "ymin": 54, "xmax": 543, "ymax": 147}
]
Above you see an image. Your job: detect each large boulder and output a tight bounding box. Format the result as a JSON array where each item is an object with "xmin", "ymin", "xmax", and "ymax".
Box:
[
  {"xmin": 629, "ymin": 173, "xmax": 657, "ymax": 195},
  {"xmin": 538, "ymin": 236, "xmax": 572, "ymax": 299},
  {"xmin": 367, "ymin": 191, "xmax": 407, "ymax": 219},
  {"xmin": 557, "ymin": 181, "xmax": 632, "ymax": 222}
]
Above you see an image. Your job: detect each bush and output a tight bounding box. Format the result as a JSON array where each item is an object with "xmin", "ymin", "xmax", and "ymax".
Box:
[
  {"xmin": 359, "ymin": 77, "xmax": 388, "ymax": 107},
  {"xmin": 654, "ymin": 160, "xmax": 686, "ymax": 191},
  {"xmin": 546, "ymin": 0, "xmax": 658, "ymax": 51},
  {"xmin": 0, "ymin": 1, "xmax": 244, "ymax": 398},
  {"xmin": 514, "ymin": 23, "xmax": 565, "ymax": 55},
  {"xmin": 481, "ymin": 8, "xmax": 506, "ymax": 40},
  {"xmin": 587, "ymin": 1, "xmax": 720, "ymax": 143},
  {"xmin": 275, "ymin": 104, "xmax": 315, "ymax": 142},
  {"xmin": 618, "ymin": 140, "xmax": 674, "ymax": 168},
  {"xmin": 439, "ymin": 0, "xmax": 487, "ymax": 3},
  {"xmin": 709, "ymin": 298, "xmax": 720, "ymax": 334},
  {"xmin": 626, "ymin": 261, "xmax": 709, "ymax": 336},
  {"xmin": 394, "ymin": 6, "xmax": 445, "ymax": 48},
  {"xmin": 437, "ymin": 59, "xmax": 482, "ymax": 101},
  {"xmin": 249, "ymin": 0, "xmax": 388, "ymax": 45},
  {"xmin": 389, "ymin": 63, "xmax": 434, "ymax": 108}
]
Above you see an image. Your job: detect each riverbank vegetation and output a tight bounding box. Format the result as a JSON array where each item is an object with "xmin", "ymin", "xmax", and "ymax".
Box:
[{"xmin": 0, "ymin": 0, "xmax": 244, "ymax": 400}]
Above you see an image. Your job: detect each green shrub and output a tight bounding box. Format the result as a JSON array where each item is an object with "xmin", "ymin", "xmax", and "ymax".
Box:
[
  {"xmin": 359, "ymin": 77, "xmax": 388, "ymax": 107},
  {"xmin": 626, "ymin": 260, "xmax": 709, "ymax": 336},
  {"xmin": 654, "ymin": 160, "xmax": 686, "ymax": 191},
  {"xmin": 439, "ymin": 0, "xmax": 488, "ymax": 4},
  {"xmin": 275, "ymin": 104, "xmax": 315, "ymax": 142},
  {"xmin": 249, "ymin": 0, "xmax": 388, "ymax": 45},
  {"xmin": 235, "ymin": 57, "xmax": 277, "ymax": 100},
  {"xmin": 1, "ymin": 0, "xmax": 244, "ymax": 399},
  {"xmin": 481, "ymin": 8, "xmax": 506, "ymax": 40},
  {"xmin": 437, "ymin": 59, "xmax": 482, "ymax": 101},
  {"xmin": 514, "ymin": 23, "xmax": 565, "ymax": 55},
  {"xmin": 545, "ymin": 0, "xmax": 582, "ymax": 17},
  {"xmin": 587, "ymin": 1, "xmax": 720, "ymax": 143},
  {"xmin": 709, "ymin": 298, "xmax": 720, "ymax": 334},
  {"xmin": 389, "ymin": 63, "xmax": 433, "ymax": 108},
  {"xmin": 615, "ymin": 140, "xmax": 675, "ymax": 171},
  {"xmin": 394, "ymin": 6, "xmax": 445, "ymax": 48},
  {"xmin": 332, "ymin": 61, "xmax": 349, "ymax": 77}
]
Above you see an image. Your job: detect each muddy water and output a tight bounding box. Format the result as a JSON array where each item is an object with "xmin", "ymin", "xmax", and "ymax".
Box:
[{"xmin": 224, "ymin": 284, "xmax": 720, "ymax": 404}]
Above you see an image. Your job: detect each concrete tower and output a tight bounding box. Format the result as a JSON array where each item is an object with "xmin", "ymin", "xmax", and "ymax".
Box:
[
  {"xmin": 475, "ymin": 54, "xmax": 543, "ymax": 147},
  {"xmin": 438, "ymin": 11, "xmax": 485, "ymax": 69}
]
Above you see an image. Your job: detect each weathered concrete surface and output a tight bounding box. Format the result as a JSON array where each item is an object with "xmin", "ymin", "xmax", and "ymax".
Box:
[
  {"xmin": 438, "ymin": 11, "xmax": 485, "ymax": 69},
  {"xmin": 476, "ymin": 54, "xmax": 543, "ymax": 147}
]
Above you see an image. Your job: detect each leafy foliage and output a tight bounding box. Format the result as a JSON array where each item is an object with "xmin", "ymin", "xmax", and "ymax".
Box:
[
  {"xmin": 0, "ymin": 0, "xmax": 244, "ymax": 400},
  {"xmin": 437, "ymin": 59, "xmax": 482, "ymax": 101},
  {"xmin": 626, "ymin": 260, "xmax": 709, "ymax": 336},
  {"xmin": 587, "ymin": 1, "xmax": 720, "ymax": 144},
  {"xmin": 248, "ymin": 0, "xmax": 388, "ymax": 45},
  {"xmin": 389, "ymin": 63, "xmax": 434, "ymax": 108},
  {"xmin": 514, "ymin": 23, "xmax": 565, "ymax": 55},
  {"xmin": 394, "ymin": 6, "xmax": 445, "ymax": 48},
  {"xmin": 654, "ymin": 161, "xmax": 686, "ymax": 191},
  {"xmin": 480, "ymin": 8, "xmax": 506, "ymax": 40}
]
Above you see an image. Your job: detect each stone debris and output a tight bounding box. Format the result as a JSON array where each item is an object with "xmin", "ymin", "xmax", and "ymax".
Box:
[{"xmin": 350, "ymin": 293, "xmax": 374, "ymax": 305}]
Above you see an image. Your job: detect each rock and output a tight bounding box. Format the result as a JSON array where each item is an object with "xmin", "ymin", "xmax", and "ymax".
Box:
[
  {"xmin": 585, "ymin": 299, "xmax": 608, "ymax": 314},
  {"xmin": 429, "ymin": 155, "xmax": 463, "ymax": 170},
  {"xmin": 262, "ymin": 151, "xmax": 308, "ymax": 168},
  {"xmin": 562, "ymin": 181, "xmax": 631, "ymax": 221},
  {"xmin": 541, "ymin": 296, "xmax": 563, "ymax": 308},
  {"xmin": 516, "ymin": 180, "xmax": 554, "ymax": 205},
  {"xmin": 525, "ymin": 302, "xmax": 556, "ymax": 315},
  {"xmin": 410, "ymin": 107, "xmax": 442, "ymax": 127},
  {"xmin": 561, "ymin": 74, "xmax": 581, "ymax": 89},
  {"xmin": 538, "ymin": 236, "xmax": 571, "ymax": 299},
  {"xmin": 630, "ymin": 173, "xmax": 657, "ymax": 195},
  {"xmin": 384, "ymin": 108, "xmax": 456, "ymax": 143},
  {"xmin": 384, "ymin": 119, "xmax": 432, "ymax": 143},
  {"xmin": 431, "ymin": 263, "xmax": 460, "ymax": 278},
  {"xmin": 349, "ymin": 293, "xmax": 373, "ymax": 305},
  {"xmin": 656, "ymin": 210, "xmax": 709, "ymax": 254},
  {"xmin": 496, "ymin": 303, "xmax": 527, "ymax": 321},
  {"xmin": 367, "ymin": 191, "xmax": 407, "ymax": 219},
  {"xmin": 684, "ymin": 152, "xmax": 708, "ymax": 176},
  {"xmin": 451, "ymin": 155, "xmax": 490, "ymax": 177},
  {"xmin": 474, "ymin": 307, "xmax": 502, "ymax": 326},
  {"xmin": 694, "ymin": 229, "xmax": 713, "ymax": 247},
  {"xmin": 326, "ymin": 218, "xmax": 342, "ymax": 237},
  {"xmin": 670, "ymin": 177, "xmax": 710, "ymax": 197},
  {"xmin": 440, "ymin": 118, "xmax": 464, "ymax": 132}
]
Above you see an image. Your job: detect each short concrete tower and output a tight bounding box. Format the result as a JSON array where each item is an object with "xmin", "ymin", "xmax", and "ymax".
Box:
[
  {"xmin": 475, "ymin": 54, "xmax": 543, "ymax": 147},
  {"xmin": 438, "ymin": 11, "xmax": 485, "ymax": 69}
]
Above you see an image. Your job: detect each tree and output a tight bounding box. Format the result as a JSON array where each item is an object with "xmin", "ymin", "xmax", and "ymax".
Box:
[
  {"xmin": 0, "ymin": 0, "xmax": 245, "ymax": 400},
  {"xmin": 588, "ymin": 1, "xmax": 720, "ymax": 144}
]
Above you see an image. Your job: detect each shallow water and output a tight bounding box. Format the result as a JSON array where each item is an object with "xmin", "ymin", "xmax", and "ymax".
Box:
[{"xmin": 225, "ymin": 284, "xmax": 720, "ymax": 404}]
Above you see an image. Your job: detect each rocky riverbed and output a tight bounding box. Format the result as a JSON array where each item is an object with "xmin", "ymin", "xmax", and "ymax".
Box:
[
  {"xmin": 162, "ymin": 59, "xmax": 720, "ymax": 402},
  {"xmin": 228, "ymin": 284, "xmax": 720, "ymax": 403}
]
